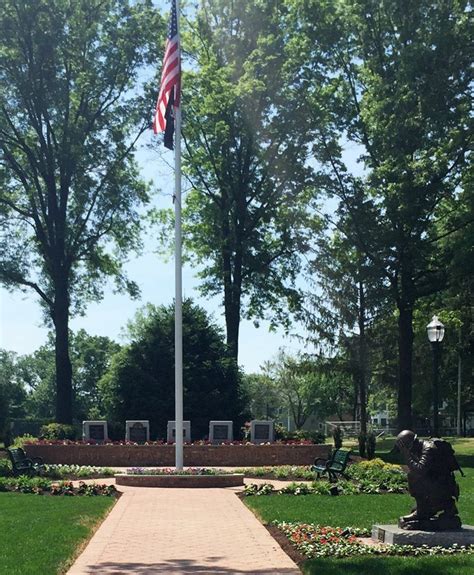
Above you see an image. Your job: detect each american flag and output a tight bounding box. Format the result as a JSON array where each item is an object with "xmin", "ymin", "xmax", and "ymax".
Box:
[{"xmin": 153, "ymin": 0, "xmax": 180, "ymax": 149}]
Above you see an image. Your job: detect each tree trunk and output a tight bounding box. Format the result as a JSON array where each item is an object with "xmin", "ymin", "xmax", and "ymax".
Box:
[
  {"xmin": 53, "ymin": 276, "xmax": 73, "ymax": 424},
  {"xmin": 397, "ymin": 304, "xmax": 413, "ymax": 431},
  {"xmin": 358, "ymin": 281, "xmax": 368, "ymax": 435}
]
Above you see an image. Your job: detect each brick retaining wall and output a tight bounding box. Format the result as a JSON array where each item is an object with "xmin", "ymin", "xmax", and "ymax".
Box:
[
  {"xmin": 115, "ymin": 473, "xmax": 244, "ymax": 487},
  {"xmin": 25, "ymin": 443, "xmax": 331, "ymax": 467}
]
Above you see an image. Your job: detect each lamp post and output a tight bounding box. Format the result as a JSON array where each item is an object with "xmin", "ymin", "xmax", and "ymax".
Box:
[{"xmin": 427, "ymin": 315, "xmax": 445, "ymax": 437}]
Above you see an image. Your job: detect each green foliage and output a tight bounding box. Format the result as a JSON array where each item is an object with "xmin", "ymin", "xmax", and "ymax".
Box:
[
  {"xmin": 43, "ymin": 465, "xmax": 115, "ymax": 480},
  {"xmin": 275, "ymin": 426, "xmax": 326, "ymax": 444},
  {"xmin": 280, "ymin": 482, "xmax": 315, "ymax": 496},
  {"xmin": 156, "ymin": 0, "xmax": 315, "ymax": 359},
  {"xmin": 291, "ymin": 0, "xmax": 473, "ymax": 429},
  {"xmin": 243, "ymin": 482, "xmax": 275, "ymax": 496},
  {"xmin": 40, "ymin": 423, "xmax": 76, "ymax": 441},
  {"xmin": 0, "ymin": 476, "xmax": 117, "ymax": 496},
  {"xmin": 238, "ymin": 466, "xmax": 316, "ymax": 481},
  {"xmin": 262, "ymin": 352, "xmax": 344, "ymax": 430},
  {"xmin": 0, "ymin": 0, "xmax": 162, "ymax": 422},
  {"xmin": 0, "ymin": 459, "xmax": 12, "ymax": 477},
  {"xmin": 99, "ymin": 300, "xmax": 249, "ymax": 438},
  {"xmin": 10, "ymin": 330, "xmax": 120, "ymax": 422},
  {"xmin": 12, "ymin": 434, "xmax": 39, "ymax": 449},
  {"xmin": 303, "ymin": 555, "xmax": 474, "ymax": 575},
  {"xmin": 346, "ymin": 460, "xmax": 407, "ymax": 493},
  {"xmin": 0, "ymin": 350, "xmax": 26, "ymax": 442}
]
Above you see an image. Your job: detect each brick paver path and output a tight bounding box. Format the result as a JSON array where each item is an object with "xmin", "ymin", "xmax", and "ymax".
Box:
[{"xmin": 67, "ymin": 485, "xmax": 301, "ymax": 574}]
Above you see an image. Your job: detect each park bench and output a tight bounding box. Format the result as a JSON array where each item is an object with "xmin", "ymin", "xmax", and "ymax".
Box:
[
  {"xmin": 7, "ymin": 447, "xmax": 44, "ymax": 477},
  {"xmin": 311, "ymin": 448, "xmax": 351, "ymax": 481}
]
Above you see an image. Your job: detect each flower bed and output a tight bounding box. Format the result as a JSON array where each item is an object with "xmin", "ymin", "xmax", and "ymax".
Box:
[
  {"xmin": 25, "ymin": 442, "xmax": 331, "ymax": 467},
  {"xmin": 277, "ymin": 522, "xmax": 474, "ymax": 558},
  {"xmin": 0, "ymin": 476, "xmax": 117, "ymax": 496}
]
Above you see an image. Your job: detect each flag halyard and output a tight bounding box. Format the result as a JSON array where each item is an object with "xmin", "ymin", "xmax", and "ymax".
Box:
[{"xmin": 153, "ymin": 0, "xmax": 181, "ymax": 150}]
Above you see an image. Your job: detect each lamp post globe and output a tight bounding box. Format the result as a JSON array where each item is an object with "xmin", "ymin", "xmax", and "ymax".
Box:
[{"xmin": 427, "ymin": 315, "xmax": 445, "ymax": 437}]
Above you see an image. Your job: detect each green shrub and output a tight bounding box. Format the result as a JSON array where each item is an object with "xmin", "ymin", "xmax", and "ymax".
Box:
[
  {"xmin": 243, "ymin": 483, "xmax": 275, "ymax": 496},
  {"xmin": 43, "ymin": 464, "xmax": 115, "ymax": 479},
  {"xmin": 0, "ymin": 476, "xmax": 117, "ymax": 496},
  {"xmin": 0, "ymin": 459, "xmax": 12, "ymax": 477},
  {"xmin": 280, "ymin": 482, "xmax": 315, "ymax": 495},
  {"xmin": 40, "ymin": 423, "xmax": 76, "ymax": 441},
  {"xmin": 12, "ymin": 434, "xmax": 39, "ymax": 449},
  {"xmin": 274, "ymin": 424, "xmax": 325, "ymax": 444},
  {"xmin": 346, "ymin": 460, "xmax": 407, "ymax": 492}
]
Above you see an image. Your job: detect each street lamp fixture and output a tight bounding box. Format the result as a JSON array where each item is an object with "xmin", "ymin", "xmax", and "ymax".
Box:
[{"xmin": 427, "ymin": 315, "xmax": 445, "ymax": 437}]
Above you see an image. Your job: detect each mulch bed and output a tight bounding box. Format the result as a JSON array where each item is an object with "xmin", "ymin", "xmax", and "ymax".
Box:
[{"xmin": 265, "ymin": 523, "xmax": 307, "ymax": 566}]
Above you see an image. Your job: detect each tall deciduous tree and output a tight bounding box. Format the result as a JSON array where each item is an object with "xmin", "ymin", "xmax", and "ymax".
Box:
[
  {"xmin": 161, "ymin": 0, "xmax": 314, "ymax": 361},
  {"xmin": 294, "ymin": 0, "xmax": 472, "ymax": 429},
  {"xmin": 302, "ymin": 228, "xmax": 389, "ymax": 433},
  {"xmin": 0, "ymin": 0, "xmax": 162, "ymax": 422}
]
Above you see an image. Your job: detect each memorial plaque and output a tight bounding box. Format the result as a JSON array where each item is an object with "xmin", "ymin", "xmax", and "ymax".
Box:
[
  {"xmin": 83, "ymin": 420, "xmax": 108, "ymax": 442},
  {"xmin": 378, "ymin": 528, "xmax": 385, "ymax": 543},
  {"xmin": 214, "ymin": 425, "xmax": 229, "ymax": 440},
  {"xmin": 250, "ymin": 420, "xmax": 274, "ymax": 443},
  {"xmin": 255, "ymin": 424, "xmax": 270, "ymax": 440},
  {"xmin": 129, "ymin": 422, "xmax": 147, "ymax": 443},
  {"xmin": 89, "ymin": 425, "xmax": 105, "ymax": 441}
]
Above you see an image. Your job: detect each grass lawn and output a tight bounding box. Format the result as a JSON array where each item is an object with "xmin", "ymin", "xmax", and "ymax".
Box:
[
  {"xmin": 246, "ymin": 438, "xmax": 474, "ymax": 575},
  {"xmin": 0, "ymin": 493, "xmax": 115, "ymax": 575},
  {"xmin": 302, "ymin": 555, "xmax": 474, "ymax": 575}
]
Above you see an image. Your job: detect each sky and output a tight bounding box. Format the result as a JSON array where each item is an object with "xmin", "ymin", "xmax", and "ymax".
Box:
[{"xmin": 0, "ymin": 140, "xmax": 309, "ymax": 374}]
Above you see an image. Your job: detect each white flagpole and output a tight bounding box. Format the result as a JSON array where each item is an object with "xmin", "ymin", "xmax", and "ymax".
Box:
[{"xmin": 174, "ymin": 0, "xmax": 183, "ymax": 470}]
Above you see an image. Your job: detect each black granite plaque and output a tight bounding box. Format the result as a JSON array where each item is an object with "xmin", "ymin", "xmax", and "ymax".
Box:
[
  {"xmin": 129, "ymin": 422, "xmax": 147, "ymax": 443},
  {"xmin": 89, "ymin": 424, "xmax": 105, "ymax": 441},
  {"xmin": 254, "ymin": 424, "xmax": 270, "ymax": 440},
  {"xmin": 213, "ymin": 425, "xmax": 230, "ymax": 440}
]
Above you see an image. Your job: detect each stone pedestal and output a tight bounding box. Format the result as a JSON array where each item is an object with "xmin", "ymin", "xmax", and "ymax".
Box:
[
  {"xmin": 167, "ymin": 420, "xmax": 191, "ymax": 443},
  {"xmin": 372, "ymin": 524, "xmax": 474, "ymax": 547},
  {"xmin": 209, "ymin": 421, "xmax": 233, "ymax": 444},
  {"xmin": 250, "ymin": 420, "xmax": 274, "ymax": 443},
  {"xmin": 125, "ymin": 420, "xmax": 150, "ymax": 443}
]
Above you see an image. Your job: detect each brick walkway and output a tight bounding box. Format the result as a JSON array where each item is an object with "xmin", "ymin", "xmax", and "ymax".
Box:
[{"xmin": 67, "ymin": 485, "xmax": 301, "ymax": 574}]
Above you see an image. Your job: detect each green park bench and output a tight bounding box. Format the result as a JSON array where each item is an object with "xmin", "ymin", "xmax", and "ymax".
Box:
[
  {"xmin": 311, "ymin": 448, "xmax": 352, "ymax": 481},
  {"xmin": 7, "ymin": 447, "xmax": 45, "ymax": 477}
]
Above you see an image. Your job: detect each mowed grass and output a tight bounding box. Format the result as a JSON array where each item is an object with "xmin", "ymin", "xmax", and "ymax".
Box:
[
  {"xmin": 246, "ymin": 438, "xmax": 474, "ymax": 575},
  {"xmin": 302, "ymin": 555, "xmax": 474, "ymax": 575},
  {"xmin": 0, "ymin": 493, "xmax": 115, "ymax": 575}
]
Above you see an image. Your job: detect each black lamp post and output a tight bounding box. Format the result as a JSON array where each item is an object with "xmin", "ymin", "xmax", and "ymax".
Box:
[{"xmin": 426, "ymin": 315, "xmax": 445, "ymax": 437}]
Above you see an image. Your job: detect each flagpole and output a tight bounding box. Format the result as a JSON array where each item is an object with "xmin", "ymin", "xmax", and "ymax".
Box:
[{"xmin": 174, "ymin": 0, "xmax": 183, "ymax": 470}]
